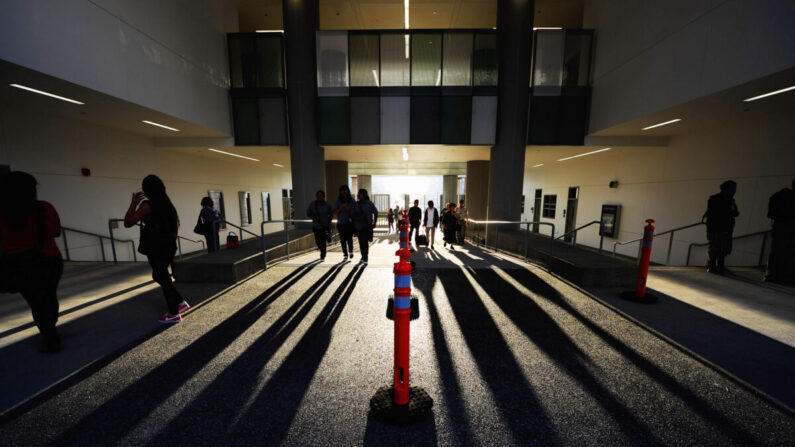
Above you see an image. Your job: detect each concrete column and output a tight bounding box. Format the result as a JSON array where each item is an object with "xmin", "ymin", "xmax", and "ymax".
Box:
[
  {"xmin": 284, "ymin": 0, "xmax": 324, "ymax": 226},
  {"xmin": 487, "ymin": 0, "xmax": 534, "ymax": 223},
  {"xmin": 357, "ymin": 175, "xmax": 372, "ymax": 194},
  {"xmin": 442, "ymin": 175, "xmax": 458, "ymax": 207},
  {"xmin": 466, "ymin": 161, "xmax": 490, "ymax": 220},
  {"xmin": 325, "ymin": 160, "xmax": 348, "ymax": 199}
]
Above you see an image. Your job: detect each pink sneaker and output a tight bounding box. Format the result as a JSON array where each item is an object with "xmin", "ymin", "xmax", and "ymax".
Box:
[
  {"xmin": 158, "ymin": 313, "xmax": 182, "ymax": 324},
  {"xmin": 178, "ymin": 301, "xmax": 190, "ymax": 314}
]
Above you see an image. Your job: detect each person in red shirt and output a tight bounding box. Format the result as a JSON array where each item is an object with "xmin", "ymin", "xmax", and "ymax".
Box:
[{"xmin": 0, "ymin": 171, "xmax": 64, "ymax": 353}]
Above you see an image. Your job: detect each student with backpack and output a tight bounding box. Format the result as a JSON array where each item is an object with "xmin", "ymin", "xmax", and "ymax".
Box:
[
  {"xmin": 194, "ymin": 196, "xmax": 221, "ymax": 252},
  {"xmin": 765, "ymin": 179, "xmax": 795, "ymax": 284},
  {"xmin": 351, "ymin": 189, "xmax": 378, "ymax": 264},
  {"xmin": 423, "ymin": 200, "xmax": 440, "ymax": 249},
  {"xmin": 333, "ymin": 185, "xmax": 355, "ymax": 260}
]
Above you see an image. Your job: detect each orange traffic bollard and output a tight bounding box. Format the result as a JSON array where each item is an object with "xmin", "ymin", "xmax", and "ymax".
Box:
[
  {"xmin": 392, "ymin": 255, "xmax": 412, "ymax": 405},
  {"xmin": 621, "ymin": 219, "xmax": 659, "ymax": 303}
]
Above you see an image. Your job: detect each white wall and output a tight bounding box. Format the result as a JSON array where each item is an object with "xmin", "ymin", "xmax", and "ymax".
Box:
[
  {"xmin": 523, "ymin": 114, "xmax": 795, "ymax": 266},
  {"xmin": 584, "ymin": 0, "xmax": 795, "ymax": 132},
  {"xmin": 0, "ymin": 109, "xmax": 292, "ymax": 262},
  {"xmin": 0, "ymin": 0, "xmax": 237, "ymax": 134}
]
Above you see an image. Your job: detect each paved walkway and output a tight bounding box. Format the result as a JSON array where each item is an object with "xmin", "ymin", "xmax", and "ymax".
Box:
[{"xmin": 0, "ymin": 236, "xmax": 793, "ymax": 445}]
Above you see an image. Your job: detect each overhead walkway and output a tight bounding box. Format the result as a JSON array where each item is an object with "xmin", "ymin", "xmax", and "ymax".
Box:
[{"xmin": 0, "ymin": 237, "xmax": 793, "ymax": 445}]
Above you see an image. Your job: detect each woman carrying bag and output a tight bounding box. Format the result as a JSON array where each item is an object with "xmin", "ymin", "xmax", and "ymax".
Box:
[{"xmin": 351, "ymin": 188, "xmax": 378, "ymax": 264}]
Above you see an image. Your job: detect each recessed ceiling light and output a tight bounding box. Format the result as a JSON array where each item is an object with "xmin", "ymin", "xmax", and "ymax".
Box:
[
  {"xmin": 642, "ymin": 118, "xmax": 681, "ymax": 130},
  {"xmin": 208, "ymin": 148, "xmax": 259, "ymax": 161},
  {"xmin": 9, "ymin": 83, "xmax": 84, "ymax": 105},
  {"xmin": 255, "ymin": 29, "xmax": 284, "ymax": 33},
  {"xmin": 273, "ymin": 163, "xmax": 284, "ymax": 167},
  {"xmin": 532, "ymin": 163, "xmax": 544, "ymax": 168},
  {"xmin": 533, "ymin": 27, "xmax": 562, "ymax": 30},
  {"xmin": 557, "ymin": 148, "xmax": 611, "ymax": 162},
  {"xmin": 402, "ymin": 147, "xmax": 408, "ymax": 161},
  {"xmin": 142, "ymin": 120, "xmax": 179, "ymax": 131},
  {"xmin": 743, "ymin": 85, "xmax": 795, "ymax": 102}
]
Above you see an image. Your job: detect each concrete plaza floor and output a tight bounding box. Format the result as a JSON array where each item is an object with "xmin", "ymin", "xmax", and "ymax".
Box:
[{"xmin": 0, "ymin": 235, "xmax": 793, "ymax": 445}]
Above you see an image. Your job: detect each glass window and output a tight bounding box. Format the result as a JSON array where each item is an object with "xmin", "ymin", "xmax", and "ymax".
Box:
[
  {"xmin": 543, "ymin": 194, "xmax": 557, "ymax": 218},
  {"xmin": 532, "ymin": 30, "xmax": 565, "ymax": 87},
  {"xmin": 443, "ymin": 33, "xmax": 473, "ymax": 86},
  {"xmin": 317, "ymin": 97, "xmax": 351, "ymax": 144},
  {"xmin": 473, "ymin": 33, "xmax": 498, "ymax": 86},
  {"xmin": 255, "ymin": 36, "xmax": 284, "ymax": 87},
  {"xmin": 350, "ymin": 34, "xmax": 379, "ymax": 87},
  {"xmin": 316, "ymin": 31, "xmax": 349, "ymax": 89},
  {"xmin": 229, "ymin": 37, "xmax": 256, "ymax": 88},
  {"xmin": 239, "ymin": 192, "xmax": 252, "ymax": 226},
  {"xmin": 380, "ymin": 33, "xmax": 410, "ymax": 86},
  {"xmin": 262, "ymin": 192, "xmax": 271, "ymax": 221},
  {"xmin": 563, "ymin": 33, "xmax": 592, "ymax": 86},
  {"xmin": 232, "ymin": 97, "xmax": 260, "ymax": 145},
  {"xmin": 411, "ymin": 33, "xmax": 442, "ymax": 86}
]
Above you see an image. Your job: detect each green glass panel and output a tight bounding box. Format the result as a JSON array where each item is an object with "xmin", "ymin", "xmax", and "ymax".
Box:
[
  {"xmin": 441, "ymin": 96, "xmax": 472, "ymax": 144},
  {"xmin": 473, "ymin": 33, "xmax": 498, "ymax": 86},
  {"xmin": 317, "ymin": 97, "xmax": 350, "ymax": 145},
  {"xmin": 411, "ymin": 33, "xmax": 442, "ymax": 86}
]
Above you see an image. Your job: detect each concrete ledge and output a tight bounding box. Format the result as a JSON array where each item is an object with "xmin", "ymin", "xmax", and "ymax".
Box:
[{"xmin": 173, "ymin": 230, "xmax": 326, "ymax": 283}]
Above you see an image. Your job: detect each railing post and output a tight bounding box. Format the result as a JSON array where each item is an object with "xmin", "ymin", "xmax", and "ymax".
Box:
[
  {"xmin": 686, "ymin": 244, "xmax": 693, "ymax": 266},
  {"xmin": 758, "ymin": 231, "xmax": 768, "ymax": 267},
  {"xmin": 99, "ymin": 236, "xmax": 105, "ymax": 262},
  {"xmin": 524, "ymin": 222, "xmax": 530, "ymax": 260},
  {"xmin": 212, "ymin": 220, "xmax": 220, "ymax": 251},
  {"xmin": 666, "ymin": 231, "xmax": 675, "ymax": 265},
  {"xmin": 62, "ymin": 231, "xmax": 70, "ymax": 261},
  {"xmin": 261, "ymin": 221, "xmax": 268, "ymax": 271},
  {"xmin": 109, "ymin": 220, "xmax": 118, "ymax": 264},
  {"xmin": 284, "ymin": 221, "xmax": 290, "ymax": 258},
  {"xmin": 599, "ymin": 234, "xmax": 604, "ymax": 253},
  {"xmin": 131, "ymin": 241, "xmax": 137, "ymax": 262}
]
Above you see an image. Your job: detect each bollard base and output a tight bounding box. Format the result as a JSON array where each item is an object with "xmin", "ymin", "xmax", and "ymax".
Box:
[
  {"xmin": 369, "ymin": 385, "xmax": 433, "ymax": 425},
  {"xmin": 620, "ymin": 290, "xmax": 659, "ymax": 304},
  {"xmin": 386, "ymin": 296, "xmax": 420, "ymax": 320}
]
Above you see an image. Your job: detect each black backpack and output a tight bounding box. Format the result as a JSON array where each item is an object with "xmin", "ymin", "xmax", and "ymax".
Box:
[{"xmin": 767, "ymin": 189, "xmax": 793, "ymax": 221}]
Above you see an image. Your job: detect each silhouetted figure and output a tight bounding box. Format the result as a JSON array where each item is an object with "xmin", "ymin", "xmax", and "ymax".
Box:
[
  {"xmin": 765, "ymin": 178, "xmax": 795, "ymax": 284},
  {"xmin": 196, "ymin": 196, "xmax": 221, "ymax": 252},
  {"xmin": 457, "ymin": 199, "xmax": 469, "ymax": 244},
  {"xmin": 307, "ymin": 190, "xmax": 332, "ymax": 261},
  {"xmin": 408, "ymin": 199, "xmax": 422, "ymax": 246},
  {"xmin": 387, "ymin": 208, "xmax": 395, "ymax": 233},
  {"xmin": 705, "ymin": 180, "xmax": 739, "ymax": 274},
  {"xmin": 352, "ymin": 188, "xmax": 378, "ymax": 264},
  {"xmin": 0, "ymin": 172, "xmax": 64, "ymax": 353},
  {"xmin": 333, "ymin": 185, "xmax": 355, "ymax": 260},
  {"xmin": 442, "ymin": 202, "xmax": 459, "ymax": 250},
  {"xmin": 423, "ymin": 200, "xmax": 439, "ymax": 249},
  {"xmin": 125, "ymin": 175, "xmax": 189, "ymax": 323}
]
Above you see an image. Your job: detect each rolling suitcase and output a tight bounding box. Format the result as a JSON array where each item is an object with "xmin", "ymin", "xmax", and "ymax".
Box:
[{"xmin": 415, "ymin": 234, "xmax": 428, "ymax": 247}]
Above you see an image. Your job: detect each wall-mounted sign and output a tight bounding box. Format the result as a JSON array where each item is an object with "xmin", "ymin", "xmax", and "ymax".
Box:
[{"xmin": 600, "ymin": 204, "xmax": 621, "ymax": 238}]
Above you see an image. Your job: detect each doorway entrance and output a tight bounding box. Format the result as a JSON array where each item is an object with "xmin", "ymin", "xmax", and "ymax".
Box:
[{"xmin": 564, "ymin": 186, "xmax": 579, "ymax": 242}]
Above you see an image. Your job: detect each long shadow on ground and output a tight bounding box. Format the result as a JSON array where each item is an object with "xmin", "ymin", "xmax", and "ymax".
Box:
[{"xmin": 49, "ymin": 261, "xmax": 322, "ymax": 445}]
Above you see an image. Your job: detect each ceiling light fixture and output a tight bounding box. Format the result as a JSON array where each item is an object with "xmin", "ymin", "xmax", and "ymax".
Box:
[
  {"xmin": 533, "ymin": 27, "xmax": 562, "ymax": 30},
  {"xmin": 9, "ymin": 83, "xmax": 84, "ymax": 105},
  {"xmin": 402, "ymin": 147, "xmax": 408, "ymax": 161},
  {"xmin": 208, "ymin": 148, "xmax": 259, "ymax": 161},
  {"xmin": 142, "ymin": 120, "xmax": 179, "ymax": 132},
  {"xmin": 273, "ymin": 163, "xmax": 284, "ymax": 167},
  {"xmin": 255, "ymin": 29, "xmax": 284, "ymax": 33},
  {"xmin": 557, "ymin": 148, "xmax": 611, "ymax": 162},
  {"xmin": 372, "ymin": 69, "xmax": 380, "ymax": 87},
  {"xmin": 641, "ymin": 118, "xmax": 681, "ymax": 130},
  {"xmin": 404, "ymin": 0, "xmax": 410, "ymax": 29},
  {"xmin": 743, "ymin": 85, "xmax": 795, "ymax": 102},
  {"xmin": 532, "ymin": 163, "xmax": 544, "ymax": 168}
]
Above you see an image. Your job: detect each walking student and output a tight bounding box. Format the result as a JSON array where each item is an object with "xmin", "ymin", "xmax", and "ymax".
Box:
[
  {"xmin": 125, "ymin": 175, "xmax": 189, "ymax": 323},
  {"xmin": 765, "ymin": 178, "xmax": 795, "ymax": 284},
  {"xmin": 408, "ymin": 199, "xmax": 422, "ymax": 247},
  {"xmin": 307, "ymin": 190, "xmax": 333, "ymax": 261},
  {"xmin": 388, "ymin": 208, "xmax": 395, "ymax": 233},
  {"xmin": 0, "ymin": 172, "xmax": 64, "ymax": 353},
  {"xmin": 704, "ymin": 180, "xmax": 739, "ymax": 274},
  {"xmin": 442, "ymin": 202, "xmax": 459, "ymax": 250},
  {"xmin": 457, "ymin": 199, "xmax": 468, "ymax": 245},
  {"xmin": 423, "ymin": 200, "xmax": 439, "ymax": 249},
  {"xmin": 196, "ymin": 196, "xmax": 221, "ymax": 251},
  {"xmin": 352, "ymin": 188, "xmax": 378, "ymax": 264},
  {"xmin": 333, "ymin": 185, "xmax": 355, "ymax": 260}
]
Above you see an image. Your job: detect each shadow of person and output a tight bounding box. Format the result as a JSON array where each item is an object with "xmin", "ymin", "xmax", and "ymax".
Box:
[{"xmin": 49, "ymin": 261, "xmax": 323, "ymax": 445}]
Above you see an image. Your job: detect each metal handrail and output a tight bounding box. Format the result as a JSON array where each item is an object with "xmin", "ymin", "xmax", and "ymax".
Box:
[
  {"xmin": 612, "ymin": 221, "xmax": 706, "ymax": 264},
  {"xmin": 467, "ymin": 219, "xmax": 556, "ymax": 263},
  {"xmin": 107, "ymin": 219, "xmax": 138, "ymax": 264},
  {"xmin": 685, "ymin": 229, "xmax": 771, "ymax": 267},
  {"xmin": 210, "ymin": 219, "xmax": 262, "ymax": 251},
  {"xmin": 260, "ymin": 219, "xmax": 348, "ymax": 269},
  {"xmin": 555, "ymin": 220, "xmax": 604, "ymax": 252},
  {"xmin": 176, "ymin": 235, "xmax": 206, "ymax": 260},
  {"xmin": 61, "ymin": 225, "xmax": 137, "ymax": 262}
]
